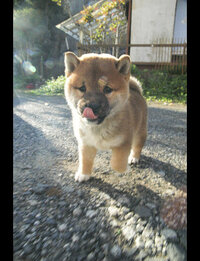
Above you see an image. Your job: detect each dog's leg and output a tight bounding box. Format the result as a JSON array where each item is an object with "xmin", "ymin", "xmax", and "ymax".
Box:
[
  {"xmin": 128, "ymin": 132, "xmax": 147, "ymax": 164},
  {"xmin": 111, "ymin": 144, "xmax": 131, "ymax": 173},
  {"xmin": 75, "ymin": 145, "xmax": 97, "ymax": 182}
]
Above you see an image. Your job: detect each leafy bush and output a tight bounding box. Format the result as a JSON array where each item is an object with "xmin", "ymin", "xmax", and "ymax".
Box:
[
  {"xmin": 131, "ymin": 65, "xmax": 187, "ymax": 103},
  {"xmin": 23, "ymin": 66, "xmax": 187, "ymax": 104},
  {"xmin": 29, "ymin": 75, "xmax": 65, "ymax": 95}
]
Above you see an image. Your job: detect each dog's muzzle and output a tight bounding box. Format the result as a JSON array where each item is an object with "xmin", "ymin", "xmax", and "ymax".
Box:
[{"xmin": 78, "ymin": 92, "xmax": 110, "ymax": 124}]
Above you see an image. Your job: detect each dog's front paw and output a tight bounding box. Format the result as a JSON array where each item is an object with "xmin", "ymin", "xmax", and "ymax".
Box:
[
  {"xmin": 75, "ymin": 172, "xmax": 91, "ymax": 182},
  {"xmin": 128, "ymin": 157, "xmax": 139, "ymax": 165},
  {"xmin": 128, "ymin": 151, "xmax": 139, "ymax": 165}
]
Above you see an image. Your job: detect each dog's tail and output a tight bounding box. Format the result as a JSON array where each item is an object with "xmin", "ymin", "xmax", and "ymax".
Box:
[{"xmin": 129, "ymin": 76, "xmax": 143, "ymax": 95}]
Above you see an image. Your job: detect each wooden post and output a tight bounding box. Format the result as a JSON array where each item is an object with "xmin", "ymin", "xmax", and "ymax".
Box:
[
  {"xmin": 78, "ymin": 30, "xmax": 84, "ymax": 56},
  {"xmin": 126, "ymin": 0, "xmax": 132, "ymax": 55},
  {"xmin": 89, "ymin": 27, "xmax": 92, "ymax": 45},
  {"xmin": 115, "ymin": 24, "xmax": 119, "ymax": 58},
  {"xmin": 112, "ymin": 46, "xmax": 115, "ymax": 56},
  {"xmin": 182, "ymin": 42, "xmax": 186, "ymax": 74},
  {"xmin": 79, "ymin": 30, "xmax": 84, "ymax": 44}
]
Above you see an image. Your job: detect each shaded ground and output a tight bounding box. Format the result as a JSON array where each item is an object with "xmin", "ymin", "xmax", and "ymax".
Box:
[{"xmin": 13, "ymin": 93, "xmax": 187, "ymax": 261}]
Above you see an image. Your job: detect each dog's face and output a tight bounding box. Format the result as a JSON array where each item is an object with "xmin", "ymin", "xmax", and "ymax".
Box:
[{"xmin": 64, "ymin": 52, "xmax": 131, "ymax": 124}]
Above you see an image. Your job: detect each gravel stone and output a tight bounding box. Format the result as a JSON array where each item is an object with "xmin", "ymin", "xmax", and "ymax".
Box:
[
  {"xmin": 72, "ymin": 234, "xmax": 80, "ymax": 242},
  {"xmin": 73, "ymin": 207, "xmax": 82, "ymax": 217},
  {"xmin": 58, "ymin": 224, "xmax": 67, "ymax": 232},
  {"xmin": 110, "ymin": 219, "xmax": 120, "ymax": 228},
  {"xmin": 122, "ymin": 207, "xmax": 130, "ymax": 215},
  {"xmin": 23, "ymin": 245, "xmax": 34, "ymax": 255},
  {"xmin": 102, "ymin": 243, "xmax": 110, "ymax": 255},
  {"xmin": 167, "ymin": 243, "xmax": 186, "ymax": 261},
  {"xmin": 46, "ymin": 218, "xmax": 56, "ymax": 226},
  {"xmin": 87, "ymin": 252, "xmax": 95, "ymax": 260},
  {"xmin": 154, "ymin": 235, "xmax": 164, "ymax": 253},
  {"xmin": 41, "ymin": 248, "xmax": 48, "ymax": 256},
  {"xmin": 117, "ymin": 196, "xmax": 130, "ymax": 206},
  {"xmin": 136, "ymin": 223, "xmax": 145, "ymax": 233},
  {"xmin": 108, "ymin": 206, "xmax": 119, "ymax": 217},
  {"xmin": 64, "ymin": 231, "xmax": 72, "ymax": 240},
  {"xmin": 100, "ymin": 232, "xmax": 109, "ymax": 241},
  {"xmin": 161, "ymin": 228, "xmax": 178, "ymax": 242},
  {"xmin": 126, "ymin": 217, "xmax": 135, "ymax": 225},
  {"xmin": 122, "ymin": 225, "xmax": 136, "ymax": 241},
  {"xmin": 145, "ymin": 239, "xmax": 154, "ymax": 249},
  {"xmin": 124, "ymin": 246, "xmax": 138, "ymax": 257},
  {"xmin": 145, "ymin": 203, "xmax": 156, "ymax": 209},
  {"xmin": 135, "ymin": 236, "xmax": 145, "ymax": 249},
  {"xmin": 142, "ymin": 227, "xmax": 154, "ymax": 239},
  {"xmin": 158, "ymin": 170, "xmax": 165, "ymax": 176},
  {"xmin": 28, "ymin": 200, "xmax": 38, "ymax": 206},
  {"xmin": 110, "ymin": 244, "xmax": 122, "ymax": 258},
  {"xmin": 86, "ymin": 209, "xmax": 98, "ymax": 218},
  {"xmin": 125, "ymin": 212, "xmax": 134, "ymax": 220},
  {"xmin": 135, "ymin": 205, "xmax": 151, "ymax": 218},
  {"xmin": 135, "ymin": 250, "xmax": 148, "ymax": 260}
]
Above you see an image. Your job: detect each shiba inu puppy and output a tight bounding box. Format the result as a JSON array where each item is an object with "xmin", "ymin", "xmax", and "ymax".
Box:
[{"xmin": 64, "ymin": 52, "xmax": 147, "ymax": 182}]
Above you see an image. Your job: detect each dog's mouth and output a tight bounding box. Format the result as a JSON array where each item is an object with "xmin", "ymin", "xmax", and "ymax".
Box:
[
  {"xmin": 82, "ymin": 107, "xmax": 98, "ymax": 120},
  {"xmin": 80, "ymin": 107, "xmax": 107, "ymax": 124}
]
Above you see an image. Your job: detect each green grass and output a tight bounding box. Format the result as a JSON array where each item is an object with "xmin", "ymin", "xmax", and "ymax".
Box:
[
  {"xmin": 15, "ymin": 66, "xmax": 187, "ymax": 104},
  {"xmin": 131, "ymin": 65, "xmax": 187, "ymax": 104},
  {"xmin": 24, "ymin": 75, "xmax": 65, "ymax": 96}
]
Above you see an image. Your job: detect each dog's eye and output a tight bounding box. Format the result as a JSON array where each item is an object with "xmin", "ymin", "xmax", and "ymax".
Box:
[
  {"xmin": 78, "ymin": 85, "xmax": 86, "ymax": 92},
  {"xmin": 103, "ymin": 86, "xmax": 113, "ymax": 94}
]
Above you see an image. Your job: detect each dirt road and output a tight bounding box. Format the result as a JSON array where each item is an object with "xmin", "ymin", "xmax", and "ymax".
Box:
[{"xmin": 13, "ymin": 93, "xmax": 187, "ymax": 261}]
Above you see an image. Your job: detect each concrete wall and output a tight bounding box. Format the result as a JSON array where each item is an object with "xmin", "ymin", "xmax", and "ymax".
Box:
[{"xmin": 130, "ymin": 0, "xmax": 177, "ymax": 62}]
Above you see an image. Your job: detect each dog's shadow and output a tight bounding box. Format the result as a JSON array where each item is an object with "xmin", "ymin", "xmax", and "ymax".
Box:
[
  {"xmin": 82, "ymin": 154, "xmax": 186, "ymax": 221},
  {"xmin": 86, "ymin": 176, "xmax": 161, "ymax": 210},
  {"xmin": 132, "ymin": 154, "xmax": 186, "ymax": 188}
]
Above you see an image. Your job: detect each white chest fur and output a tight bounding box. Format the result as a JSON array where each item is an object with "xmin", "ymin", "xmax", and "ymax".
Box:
[{"xmin": 73, "ymin": 113, "xmax": 124, "ymax": 150}]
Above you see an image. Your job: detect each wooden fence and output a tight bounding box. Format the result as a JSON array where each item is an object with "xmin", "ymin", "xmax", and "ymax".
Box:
[{"xmin": 77, "ymin": 40, "xmax": 187, "ymax": 74}]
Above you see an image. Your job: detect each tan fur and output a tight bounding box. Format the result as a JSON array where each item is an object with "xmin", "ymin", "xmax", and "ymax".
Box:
[{"xmin": 64, "ymin": 52, "xmax": 147, "ymax": 182}]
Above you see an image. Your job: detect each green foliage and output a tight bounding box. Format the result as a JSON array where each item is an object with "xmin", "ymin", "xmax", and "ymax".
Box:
[
  {"xmin": 77, "ymin": 0, "xmax": 126, "ymax": 44},
  {"xmin": 21, "ymin": 65, "xmax": 187, "ymax": 104},
  {"xmin": 22, "ymin": 67, "xmax": 187, "ymax": 104},
  {"xmin": 28, "ymin": 75, "xmax": 65, "ymax": 95},
  {"xmin": 80, "ymin": 5, "xmax": 94, "ymax": 24},
  {"xmin": 51, "ymin": 0, "xmax": 61, "ymax": 6},
  {"xmin": 131, "ymin": 65, "xmax": 187, "ymax": 104},
  {"xmin": 14, "ymin": 73, "xmax": 41, "ymax": 89}
]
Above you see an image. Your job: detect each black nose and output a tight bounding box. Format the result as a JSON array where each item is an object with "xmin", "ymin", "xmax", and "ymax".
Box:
[{"xmin": 86, "ymin": 102, "xmax": 101, "ymax": 114}]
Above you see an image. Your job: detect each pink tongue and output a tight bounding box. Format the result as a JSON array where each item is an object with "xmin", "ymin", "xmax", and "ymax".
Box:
[{"xmin": 83, "ymin": 107, "xmax": 98, "ymax": 120}]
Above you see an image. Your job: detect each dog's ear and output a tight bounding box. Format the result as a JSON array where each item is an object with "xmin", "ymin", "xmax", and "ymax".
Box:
[
  {"xmin": 116, "ymin": 55, "xmax": 130, "ymax": 75},
  {"xmin": 64, "ymin": 52, "xmax": 80, "ymax": 76}
]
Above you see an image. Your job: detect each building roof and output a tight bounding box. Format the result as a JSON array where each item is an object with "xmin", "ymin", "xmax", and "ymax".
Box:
[{"xmin": 56, "ymin": 0, "xmax": 127, "ymax": 44}]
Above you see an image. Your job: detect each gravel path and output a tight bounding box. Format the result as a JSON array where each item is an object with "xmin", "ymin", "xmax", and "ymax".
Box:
[{"xmin": 13, "ymin": 93, "xmax": 187, "ymax": 261}]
